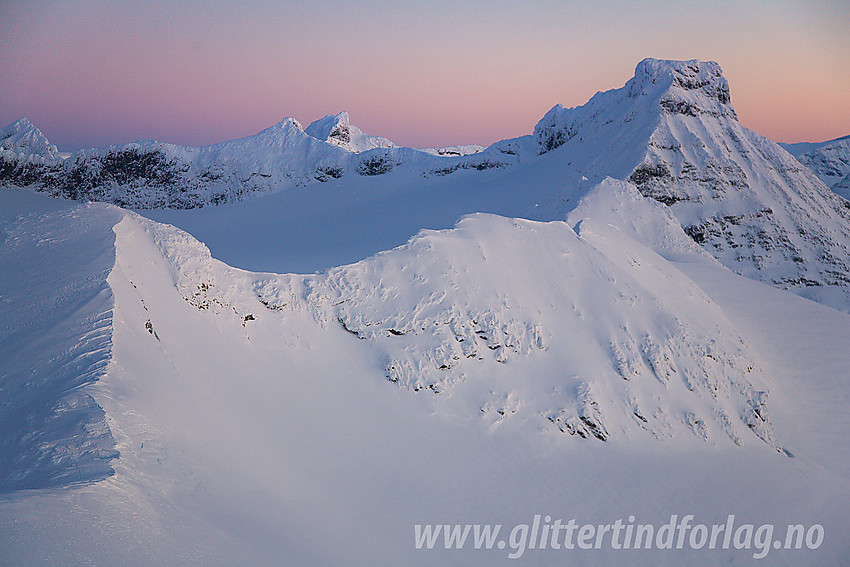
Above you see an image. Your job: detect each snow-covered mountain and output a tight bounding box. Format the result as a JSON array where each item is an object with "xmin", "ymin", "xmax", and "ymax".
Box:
[
  {"xmin": 5, "ymin": 58, "xmax": 848, "ymax": 314},
  {"xmin": 304, "ymin": 111, "xmax": 397, "ymax": 152},
  {"xmin": 0, "ymin": 114, "xmax": 514, "ymax": 208},
  {"xmin": 3, "ymin": 178, "xmax": 849, "ymax": 564},
  {"xmin": 3, "ymin": 58, "xmax": 850, "ymax": 564},
  {"xmin": 139, "ymin": 178, "xmax": 776, "ymax": 450},
  {"xmin": 781, "ymin": 135, "xmax": 850, "ymax": 200},
  {"xmin": 531, "ymin": 58, "xmax": 850, "ymax": 312},
  {"xmin": 0, "ymin": 118, "xmax": 59, "ymax": 160}
]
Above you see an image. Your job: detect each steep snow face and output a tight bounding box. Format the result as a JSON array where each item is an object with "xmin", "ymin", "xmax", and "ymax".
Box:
[
  {"xmin": 0, "ymin": 118, "xmax": 59, "ymax": 160},
  {"xmin": 135, "ymin": 180, "xmax": 779, "ymax": 451},
  {"xmin": 305, "ymin": 111, "xmax": 397, "ymax": 153},
  {"xmin": 536, "ymin": 58, "xmax": 850, "ymax": 312},
  {"xmin": 629, "ymin": 91, "xmax": 850, "ymax": 311}
]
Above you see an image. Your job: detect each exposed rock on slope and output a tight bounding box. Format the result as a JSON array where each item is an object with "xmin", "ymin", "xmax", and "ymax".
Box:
[
  {"xmin": 128, "ymin": 182, "xmax": 781, "ymax": 450},
  {"xmin": 536, "ymin": 58, "xmax": 850, "ymax": 312},
  {"xmin": 0, "ymin": 115, "xmax": 515, "ymax": 208},
  {"xmin": 304, "ymin": 111, "xmax": 396, "ymax": 153},
  {"xmin": 781, "ymin": 135, "xmax": 850, "ymax": 199}
]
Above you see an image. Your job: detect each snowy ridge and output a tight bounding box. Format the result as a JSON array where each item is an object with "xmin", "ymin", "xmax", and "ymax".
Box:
[
  {"xmin": 779, "ymin": 134, "xmax": 850, "ymax": 158},
  {"xmin": 126, "ymin": 179, "xmax": 781, "ymax": 450},
  {"xmin": 785, "ymin": 135, "xmax": 850, "ymax": 199},
  {"xmin": 0, "ymin": 114, "xmax": 517, "ymax": 208},
  {"xmin": 422, "ymin": 144, "xmax": 485, "ymax": 156},
  {"xmin": 0, "ymin": 201, "xmax": 122, "ymax": 491}
]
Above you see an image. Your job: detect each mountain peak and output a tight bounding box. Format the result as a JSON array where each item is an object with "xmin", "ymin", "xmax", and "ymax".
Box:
[
  {"xmin": 305, "ymin": 111, "xmax": 396, "ymax": 153},
  {"xmin": 628, "ymin": 58, "xmax": 733, "ymax": 111},
  {"xmin": 1, "ymin": 118, "xmax": 59, "ymax": 160}
]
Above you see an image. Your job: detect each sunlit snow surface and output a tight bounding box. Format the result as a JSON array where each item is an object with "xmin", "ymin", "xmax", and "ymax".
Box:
[
  {"xmin": 2, "ymin": 58, "xmax": 850, "ymax": 565},
  {"xmin": 2, "ymin": 182, "xmax": 850, "ymax": 565}
]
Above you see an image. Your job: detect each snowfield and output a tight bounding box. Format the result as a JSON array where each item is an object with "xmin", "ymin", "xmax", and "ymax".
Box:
[{"xmin": 2, "ymin": 58, "xmax": 850, "ymax": 565}]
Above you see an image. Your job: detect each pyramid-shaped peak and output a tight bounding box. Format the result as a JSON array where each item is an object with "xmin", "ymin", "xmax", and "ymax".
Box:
[
  {"xmin": 1, "ymin": 117, "xmax": 59, "ymax": 160},
  {"xmin": 3, "ymin": 117, "xmax": 36, "ymax": 132},
  {"xmin": 305, "ymin": 112, "xmax": 350, "ymax": 142},
  {"xmin": 304, "ymin": 111, "xmax": 395, "ymax": 153}
]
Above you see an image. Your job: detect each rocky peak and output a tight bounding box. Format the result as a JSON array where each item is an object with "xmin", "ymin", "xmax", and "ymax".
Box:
[
  {"xmin": 628, "ymin": 58, "xmax": 736, "ymax": 119},
  {"xmin": 305, "ymin": 111, "xmax": 395, "ymax": 153},
  {"xmin": 305, "ymin": 112, "xmax": 351, "ymax": 145},
  {"xmin": 0, "ymin": 118, "xmax": 60, "ymax": 160}
]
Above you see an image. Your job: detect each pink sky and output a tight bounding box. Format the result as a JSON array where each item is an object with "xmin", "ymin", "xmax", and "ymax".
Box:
[{"xmin": 1, "ymin": 1, "xmax": 848, "ymax": 151}]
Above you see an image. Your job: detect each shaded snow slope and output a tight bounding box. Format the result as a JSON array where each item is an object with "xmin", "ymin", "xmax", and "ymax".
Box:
[{"xmin": 0, "ymin": 190, "xmax": 122, "ymax": 492}]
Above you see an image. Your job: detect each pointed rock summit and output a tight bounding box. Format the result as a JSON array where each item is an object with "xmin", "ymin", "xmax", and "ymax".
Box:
[
  {"xmin": 0, "ymin": 118, "xmax": 59, "ymax": 160},
  {"xmin": 305, "ymin": 111, "xmax": 396, "ymax": 153}
]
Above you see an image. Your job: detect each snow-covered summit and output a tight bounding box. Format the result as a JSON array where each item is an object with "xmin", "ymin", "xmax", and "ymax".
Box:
[
  {"xmin": 305, "ymin": 111, "xmax": 396, "ymax": 153},
  {"xmin": 534, "ymin": 58, "xmax": 735, "ymax": 155},
  {"xmin": 0, "ymin": 118, "xmax": 59, "ymax": 160},
  {"xmin": 530, "ymin": 58, "xmax": 850, "ymax": 312},
  {"xmin": 628, "ymin": 58, "xmax": 734, "ymax": 114}
]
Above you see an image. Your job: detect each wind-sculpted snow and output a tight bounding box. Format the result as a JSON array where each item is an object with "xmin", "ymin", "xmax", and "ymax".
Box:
[
  {"xmin": 0, "ymin": 197, "xmax": 122, "ymax": 491},
  {"xmin": 130, "ymin": 183, "xmax": 781, "ymax": 451}
]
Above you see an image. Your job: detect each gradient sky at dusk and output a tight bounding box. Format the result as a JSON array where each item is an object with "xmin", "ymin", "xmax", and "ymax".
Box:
[{"xmin": 1, "ymin": 0, "xmax": 848, "ymax": 151}]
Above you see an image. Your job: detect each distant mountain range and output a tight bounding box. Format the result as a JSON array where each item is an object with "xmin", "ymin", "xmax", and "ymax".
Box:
[
  {"xmin": 779, "ymin": 135, "xmax": 850, "ymax": 200},
  {"xmin": 3, "ymin": 59, "xmax": 850, "ymax": 315}
]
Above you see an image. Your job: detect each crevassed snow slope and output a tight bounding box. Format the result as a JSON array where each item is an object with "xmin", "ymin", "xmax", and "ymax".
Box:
[{"xmin": 1, "ymin": 185, "xmax": 849, "ymax": 565}]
